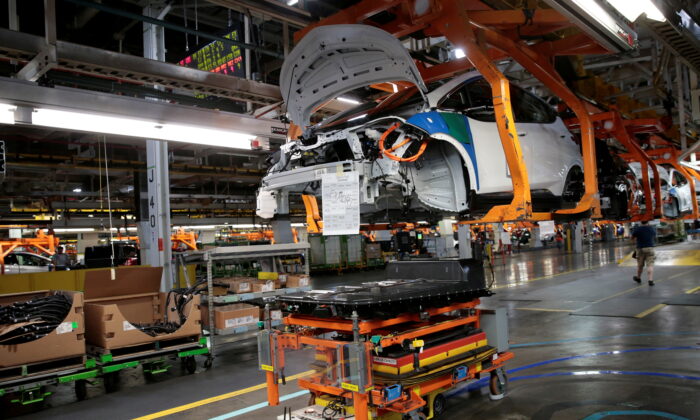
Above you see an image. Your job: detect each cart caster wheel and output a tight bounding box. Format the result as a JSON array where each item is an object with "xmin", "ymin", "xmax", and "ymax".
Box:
[
  {"xmin": 489, "ymin": 370, "xmax": 508, "ymax": 401},
  {"xmin": 184, "ymin": 356, "xmax": 197, "ymax": 374},
  {"xmin": 432, "ymin": 393, "xmax": 446, "ymax": 416},
  {"xmin": 75, "ymin": 379, "xmax": 88, "ymax": 401},
  {"xmin": 103, "ymin": 372, "xmax": 119, "ymax": 393},
  {"xmin": 204, "ymin": 357, "xmax": 213, "ymax": 369}
]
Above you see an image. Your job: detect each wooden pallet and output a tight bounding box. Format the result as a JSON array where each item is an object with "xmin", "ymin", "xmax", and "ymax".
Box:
[
  {"xmin": 0, "ymin": 355, "xmax": 86, "ymax": 383},
  {"xmin": 87, "ymin": 334, "xmax": 202, "ymax": 360}
]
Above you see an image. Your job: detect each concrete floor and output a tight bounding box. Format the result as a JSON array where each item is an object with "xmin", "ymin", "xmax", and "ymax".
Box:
[{"xmin": 13, "ymin": 240, "xmax": 700, "ymax": 420}]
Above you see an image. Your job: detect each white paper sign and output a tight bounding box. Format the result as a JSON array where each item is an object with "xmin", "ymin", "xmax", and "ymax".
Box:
[
  {"xmin": 123, "ymin": 321, "xmax": 137, "ymax": 331},
  {"xmin": 322, "ymin": 171, "xmax": 360, "ymax": 235},
  {"xmin": 539, "ymin": 220, "xmax": 555, "ymax": 239}
]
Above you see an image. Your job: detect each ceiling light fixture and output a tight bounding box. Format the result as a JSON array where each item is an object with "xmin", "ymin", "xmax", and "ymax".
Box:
[
  {"xmin": 0, "ymin": 104, "xmax": 16, "ymax": 125},
  {"xmin": 454, "ymin": 48, "xmax": 466, "ymax": 59},
  {"xmin": 606, "ymin": 0, "xmax": 665, "ymax": 22},
  {"xmin": 28, "ymin": 108, "xmax": 255, "ymax": 149},
  {"xmin": 348, "ymin": 114, "xmax": 367, "ymax": 121},
  {"xmin": 287, "ymin": 0, "xmax": 299, "ymax": 5},
  {"xmin": 72, "ymin": 187, "xmax": 82, "ymax": 193}
]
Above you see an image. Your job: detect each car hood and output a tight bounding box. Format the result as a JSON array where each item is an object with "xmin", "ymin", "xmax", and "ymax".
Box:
[{"xmin": 280, "ymin": 24, "xmax": 427, "ymax": 129}]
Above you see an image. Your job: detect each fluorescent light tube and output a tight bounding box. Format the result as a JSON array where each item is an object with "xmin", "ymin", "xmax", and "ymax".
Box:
[
  {"xmin": 30, "ymin": 108, "xmax": 254, "ymax": 149},
  {"xmin": 348, "ymin": 114, "xmax": 367, "ymax": 121},
  {"xmin": 337, "ymin": 97, "xmax": 361, "ymax": 105},
  {"xmin": 0, "ymin": 104, "xmax": 16, "ymax": 125},
  {"xmin": 607, "ymin": 0, "xmax": 665, "ymax": 22},
  {"xmin": 287, "ymin": 0, "xmax": 298, "ymax": 5}
]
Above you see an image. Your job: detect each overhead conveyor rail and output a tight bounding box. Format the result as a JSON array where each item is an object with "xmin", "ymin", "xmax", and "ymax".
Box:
[{"xmin": 289, "ymin": 0, "xmax": 616, "ymax": 223}]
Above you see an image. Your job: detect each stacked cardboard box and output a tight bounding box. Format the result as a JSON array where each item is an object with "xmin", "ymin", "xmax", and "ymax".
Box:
[
  {"xmin": 0, "ymin": 290, "xmax": 85, "ymax": 368},
  {"xmin": 202, "ymin": 303, "xmax": 260, "ymax": 330},
  {"xmin": 286, "ymin": 274, "xmax": 310, "ymax": 288},
  {"xmin": 83, "ymin": 267, "xmax": 201, "ymax": 350}
]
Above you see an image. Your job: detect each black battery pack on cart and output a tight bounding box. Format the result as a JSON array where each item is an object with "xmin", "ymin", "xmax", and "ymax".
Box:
[{"xmin": 277, "ymin": 260, "xmax": 489, "ymax": 318}]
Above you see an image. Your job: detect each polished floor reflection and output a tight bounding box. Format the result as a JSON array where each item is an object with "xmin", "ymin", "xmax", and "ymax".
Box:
[{"xmin": 22, "ymin": 240, "xmax": 700, "ymax": 420}]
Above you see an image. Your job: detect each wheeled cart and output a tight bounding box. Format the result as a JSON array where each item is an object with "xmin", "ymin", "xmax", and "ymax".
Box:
[
  {"xmin": 0, "ymin": 336, "xmax": 209, "ymax": 407},
  {"xmin": 259, "ymin": 260, "xmax": 513, "ymax": 420}
]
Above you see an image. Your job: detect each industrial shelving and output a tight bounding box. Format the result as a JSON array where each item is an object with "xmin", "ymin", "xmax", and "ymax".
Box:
[{"xmin": 180, "ymin": 242, "xmax": 311, "ymax": 348}]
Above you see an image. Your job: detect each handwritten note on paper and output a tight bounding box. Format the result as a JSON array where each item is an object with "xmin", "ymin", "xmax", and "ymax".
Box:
[{"xmin": 322, "ymin": 171, "xmax": 360, "ymax": 236}]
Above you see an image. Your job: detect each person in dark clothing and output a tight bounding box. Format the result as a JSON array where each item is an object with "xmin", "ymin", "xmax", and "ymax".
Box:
[
  {"xmin": 631, "ymin": 221, "xmax": 656, "ymax": 286},
  {"xmin": 51, "ymin": 246, "xmax": 71, "ymax": 271}
]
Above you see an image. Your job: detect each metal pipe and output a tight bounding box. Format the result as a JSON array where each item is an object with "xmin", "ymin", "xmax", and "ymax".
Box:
[{"xmin": 62, "ymin": 0, "xmax": 284, "ymax": 59}]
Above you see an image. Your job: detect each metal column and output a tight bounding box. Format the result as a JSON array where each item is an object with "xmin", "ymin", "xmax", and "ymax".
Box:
[
  {"xmin": 142, "ymin": 4, "xmax": 174, "ymax": 291},
  {"xmin": 676, "ymin": 58, "xmax": 687, "ymax": 150},
  {"xmin": 8, "ymin": 0, "xmax": 18, "ymax": 30}
]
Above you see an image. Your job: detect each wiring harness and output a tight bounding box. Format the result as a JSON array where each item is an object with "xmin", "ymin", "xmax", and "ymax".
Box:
[
  {"xmin": 131, "ymin": 278, "xmax": 210, "ymax": 337},
  {"xmin": 0, "ymin": 294, "xmax": 72, "ymax": 345}
]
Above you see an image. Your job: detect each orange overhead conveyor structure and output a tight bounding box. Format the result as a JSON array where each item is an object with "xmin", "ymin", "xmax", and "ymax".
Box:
[
  {"xmin": 567, "ymin": 109, "xmax": 666, "ymax": 221},
  {"xmin": 0, "ymin": 230, "xmax": 59, "ymax": 265},
  {"xmin": 292, "ymin": 0, "xmax": 618, "ymax": 224},
  {"xmin": 644, "ymin": 138, "xmax": 700, "ymax": 221}
]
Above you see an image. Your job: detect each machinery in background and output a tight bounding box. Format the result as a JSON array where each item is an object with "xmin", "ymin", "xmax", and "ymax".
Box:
[{"xmin": 259, "ymin": 260, "xmax": 511, "ymax": 419}]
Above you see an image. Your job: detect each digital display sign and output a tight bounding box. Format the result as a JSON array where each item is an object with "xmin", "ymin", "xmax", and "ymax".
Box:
[{"xmin": 178, "ymin": 28, "xmax": 245, "ymax": 77}]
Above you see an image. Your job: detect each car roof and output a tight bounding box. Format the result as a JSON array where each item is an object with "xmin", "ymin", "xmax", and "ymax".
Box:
[{"xmin": 11, "ymin": 251, "xmax": 51, "ymax": 259}]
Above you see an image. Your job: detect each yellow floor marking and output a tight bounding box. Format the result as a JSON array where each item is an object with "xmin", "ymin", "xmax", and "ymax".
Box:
[
  {"xmin": 617, "ymin": 252, "xmax": 634, "ymax": 265},
  {"xmin": 635, "ymin": 304, "xmax": 667, "ymax": 319},
  {"xmin": 619, "ymin": 250, "xmax": 700, "ymax": 267},
  {"xmin": 589, "ymin": 267, "xmax": 699, "ymax": 306},
  {"xmin": 134, "ymin": 369, "xmax": 315, "ymax": 420},
  {"xmin": 685, "ymin": 285, "xmax": 700, "ymax": 294},
  {"xmin": 514, "ymin": 307, "xmax": 572, "ymax": 313}
]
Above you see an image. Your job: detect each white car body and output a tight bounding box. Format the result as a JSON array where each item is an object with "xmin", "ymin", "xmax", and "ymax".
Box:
[
  {"xmin": 257, "ymin": 24, "xmax": 584, "ymax": 219},
  {"xmin": 2, "ymin": 251, "xmax": 53, "ymax": 275},
  {"xmin": 666, "ymin": 167, "xmax": 694, "ymax": 214},
  {"xmin": 628, "ymin": 162, "xmax": 693, "ymax": 216}
]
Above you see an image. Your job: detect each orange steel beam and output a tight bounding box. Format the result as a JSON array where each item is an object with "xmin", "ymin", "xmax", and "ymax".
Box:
[
  {"xmin": 428, "ymin": 0, "xmax": 532, "ymax": 222},
  {"xmin": 302, "ymin": 194, "xmax": 322, "ymax": 234},
  {"xmin": 645, "ymin": 144, "xmax": 699, "ymax": 219},
  {"xmin": 378, "ymin": 315, "xmax": 478, "ymax": 348},
  {"xmin": 474, "ymin": 24, "xmax": 601, "ymax": 219},
  {"xmin": 0, "ymin": 232, "xmax": 59, "ymax": 264},
  {"xmin": 284, "ymin": 300, "xmax": 478, "ymax": 333},
  {"xmin": 266, "ymin": 371, "xmax": 279, "ymax": 406},
  {"xmin": 294, "ymin": 0, "xmax": 405, "ymax": 42},
  {"xmin": 587, "ymin": 110, "xmax": 661, "ymax": 220},
  {"xmin": 532, "ymin": 32, "xmax": 608, "ymax": 56}
]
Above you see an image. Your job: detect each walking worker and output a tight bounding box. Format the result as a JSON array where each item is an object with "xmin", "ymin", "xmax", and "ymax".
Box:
[{"xmin": 632, "ymin": 220, "xmax": 656, "ymax": 286}]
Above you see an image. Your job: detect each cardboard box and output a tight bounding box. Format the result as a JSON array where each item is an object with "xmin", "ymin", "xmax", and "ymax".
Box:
[
  {"xmin": 203, "ymin": 303, "xmax": 259, "ymax": 330},
  {"xmin": 83, "ymin": 267, "xmax": 201, "ymax": 350},
  {"xmin": 0, "ymin": 290, "xmax": 85, "ymax": 368},
  {"xmin": 215, "ymin": 277, "xmax": 255, "ymax": 294},
  {"xmin": 366, "ymin": 243, "xmax": 382, "ymax": 259},
  {"xmin": 252, "ymin": 279, "xmax": 276, "ymax": 293},
  {"xmin": 258, "ymin": 308, "xmax": 283, "ymax": 321},
  {"xmin": 286, "ymin": 275, "xmax": 310, "ymax": 288}
]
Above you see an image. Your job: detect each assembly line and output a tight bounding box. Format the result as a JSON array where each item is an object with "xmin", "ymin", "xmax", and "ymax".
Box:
[{"xmin": 0, "ymin": 1, "xmax": 699, "ymax": 420}]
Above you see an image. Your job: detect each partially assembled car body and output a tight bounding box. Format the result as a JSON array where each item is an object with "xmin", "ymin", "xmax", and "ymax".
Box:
[
  {"xmin": 257, "ymin": 25, "xmax": 599, "ymax": 221},
  {"xmin": 628, "ymin": 162, "xmax": 694, "ymax": 217}
]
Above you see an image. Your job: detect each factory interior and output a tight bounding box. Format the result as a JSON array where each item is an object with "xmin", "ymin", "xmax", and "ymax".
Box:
[{"xmin": 0, "ymin": 0, "xmax": 700, "ymax": 419}]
